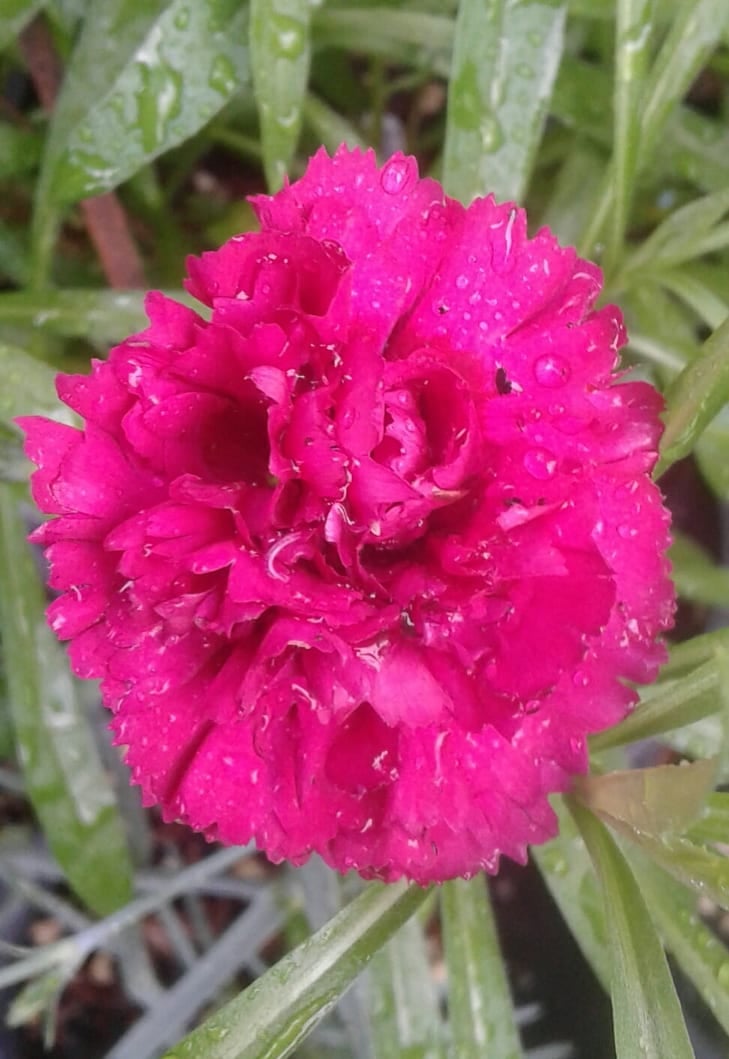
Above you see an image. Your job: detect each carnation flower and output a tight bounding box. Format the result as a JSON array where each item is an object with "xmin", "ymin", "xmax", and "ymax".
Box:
[{"xmin": 21, "ymin": 146, "xmax": 674, "ymax": 884}]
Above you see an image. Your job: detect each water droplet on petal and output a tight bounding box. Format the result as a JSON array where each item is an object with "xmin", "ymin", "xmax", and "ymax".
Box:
[
  {"xmin": 523, "ymin": 448, "xmax": 556, "ymax": 480},
  {"xmin": 455, "ymin": 274, "xmax": 469, "ymax": 290},
  {"xmin": 573, "ymin": 669, "xmax": 590, "ymax": 688},
  {"xmin": 534, "ymin": 354, "xmax": 570, "ymax": 388},
  {"xmin": 380, "ymin": 157, "xmax": 412, "ymax": 195},
  {"xmin": 617, "ymin": 523, "xmax": 637, "ymax": 539}
]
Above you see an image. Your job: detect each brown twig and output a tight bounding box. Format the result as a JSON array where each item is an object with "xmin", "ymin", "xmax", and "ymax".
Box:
[{"xmin": 19, "ymin": 15, "xmax": 146, "ymax": 289}]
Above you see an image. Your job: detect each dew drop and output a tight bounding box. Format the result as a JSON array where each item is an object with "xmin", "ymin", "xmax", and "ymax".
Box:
[
  {"xmin": 534, "ymin": 354, "xmax": 570, "ymax": 388},
  {"xmin": 573, "ymin": 669, "xmax": 589, "ymax": 688},
  {"xmin": 523, "ymin": 447, "xmax": 557, "ymax": 480},
  {"xmin": 617, "ymin": 523, "xmax": 637, "ymax": 539},
  {"xmin": 455, "ymin": 274, "xmax": 469, "ymax": 289},
  {"xmin": 380, "ymin": 157, "xmax": 411, "ymax": 195}
]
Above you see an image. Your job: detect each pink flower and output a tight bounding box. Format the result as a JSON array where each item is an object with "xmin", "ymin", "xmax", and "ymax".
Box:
[{"xmin": 21, "ymin": 147, "xmax": 674, "ymax": 883}]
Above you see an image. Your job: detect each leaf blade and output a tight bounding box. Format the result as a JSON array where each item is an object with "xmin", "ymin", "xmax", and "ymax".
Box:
[
  {"xmin": 441, "ymin": 876, "xmax": 523, "ymax": 1059},
  {"xmin": 443, "ymin": 0, "xmax": 567, "ymax": 204},
  {"xmin": 161, "ymin": 880, "xmax": 430, "ymax": 1059},
  {"xmin": 250, "ymin": 0, "xmax": 312, "ymax": 190},
  {"xmin": 0, "ymin": 484, "xmax": 133, "ymax": 916},
  {"xmin": 571, "ymin": 801, "xmax": 695, "ymax": 1059}
]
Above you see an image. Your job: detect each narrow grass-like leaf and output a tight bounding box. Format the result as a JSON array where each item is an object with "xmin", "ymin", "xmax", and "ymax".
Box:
[
  {"xmin": 0, "ymin": 485, "xmax": 133, "ymax": 916},
  {"xmin": 0, "ymin": 288, "xmax": 190, "ymax": 344},
  {"xmin": 574, "ymin": 759, "xmax": 717, "ymax": 837},
  {"xmin": 161, "ymin": 881, "xmax": 429, "ymax": 1059},
  {"xmin": 590, "ymin": 658, "xmax": 721, "ymax": 751},
  {"xmin": 250, "ymin": 0, "xmax": 311, "ymax": 190},
  {"xmin": 639, "ymin": 0, "xmax": 729, "ymax": 167},
  {"xmin": 313, "ymin": 8, "xmax": 453, "ymax": 76},
  {"xmin": 533, "ymin": 798, "xmax": 609, "ymax": 989},
  {"xmin": 303, "ymin": 94, "xmax": 367, "ymax": 154},
  {"xmin": 443, "ymin": 0, "xmax": 566, "ymax": 204},
  {"xmin": 571, "ymin": 801, "xmax": 695, "ymax": 1059},
  {"xmin": 607, "ymin": 0, "xmax": 655, "ymax": 269},
  {"xmin": 0, "ymin": 0, "xmax": 46, "ymax": 50},
  {"xmin": 0, "ymin": 344, "xmax": 74, "ymax": 431},
  {"xmin": 631, "ymin": 854, "xmax": 729, "ymax": 1039},
  {"xmin": 370, "ymin": 910, "xmax": 443, "ymax": 1059},
  {"xmin": 670, "ymin": 531, "xmax": 729, "ymax": 607},
  {"xmin": 655, "ymin": 268, "xmax": 729, "ymax": 332},
  {"xmin": 624, "ymin": 188, "xmax": 729, "ymax": 274},
  {"xmin": 687, "ymin": 791, "xmax": 729, "ymax": 845},
  {"xmin": 658, "ymin": 314, "xmax": 729, "ymax": 473},
  {"xmin": 33, "ymin": 0, "xmax": 250, "ymax": 282},
  {"xmin": 441, "ymin": 877, "xmax": 523, "ymax": 1059},
  {"xmin": 539, "ymin": 145, "xmax": 606, "ymax": 246}
]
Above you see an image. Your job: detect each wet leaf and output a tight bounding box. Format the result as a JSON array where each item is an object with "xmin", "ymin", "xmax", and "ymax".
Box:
[
  {"xmin": 443, "ymin": 0, "xmax": 566, "ymax": 204},
  {"xmin": 639, "ymin": 0, "xmax": 729, "ymax": 167},
  {"xmin": 590, "ymin": 657, "xmax": 722, "ymax": 751},
  {"xmin": 670, "ymin": 531, "xmax": 729, "ymax": 608},
  {"xmin": 607, "ymin": 0, "xmax": 655, "ymax": 268},
  {"xmin": 0, "ymin": 343, "xmax": 74, "ymax": 432},
  {"xmin": 313, "ymin": 7, "xmax": 453, "ymax": 75},
  {"xmin": 251, "ymin": 0, "xmax": 311, "ymax": 191},
  {"xmin": 574, "ymin": 758, "xmax": 717, "ymax": 837},
  {"xmin": 658, "ymin": 314, "xmax": 729, "ymax": 473},
  {"xmin": 0, "ymin": 484, "xmax": 133, "ymax": 916},
  {"xmin": 625, "ymin": 187, "xmax": 729, "ymax": 274},
  {"xmin": 631, "ymin": 853, "xmax": 729, "ymax": 1040},
  {"xmin": 161, "ymin": 880, "xmax": 430, "ymax": 1059},
  {"xmin": 533, "ymin": 797, "xmax": 609, "ymax": 989},
  {"xmin": 33, "ymin": 0, "xmax": 250, "ymax": 280},
  {"xmin": 0, "ymin": 288, "xmax": 190, "ymax": 344},
  {"xmin": 370, "ymin": 908, "xmax": 444, "ymax": 1059},
  {"xmin": 571, "ymin": 800, "xmax": 695, "ymax": 1059},
  {"xmin": 441, "ymin": 877, "xmax": 523, "ymax": 1059}
]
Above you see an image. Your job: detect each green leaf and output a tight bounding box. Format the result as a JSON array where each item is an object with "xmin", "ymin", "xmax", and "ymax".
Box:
[
  {"xmin": 162, "ymin": 880, "xmax": 430, "ymax": 1059},
  {"xmin": 0, "ymin": 484, "xmax": 134, "ymax": 916},
  {"xmin": 631, "ymin": 853, "xmax": 729, "ymax": 1040},
  {"xmin": 533, "ymin": 798, "xmax": 608, "ymax": 990},
  {"xmin": 624, "ymin": 187, "xmax": 729, "ymax": 274},
  {"xmin": 369, "ymin": 909, "xmax": 444, "ymax": 1059},
  {"xmin": 574, "ymin": 759, "xmax": 717, "ymax": 837},
  {"xmin": 441, "ymin": 877, "xmax": 523, "ymax": 1059},
  {"xmin": 571, "ymin": 800, "xmax": 695, "ymax": 1059},
  {"xmin": 639, "ymin": 0, "xmax": 729, "ymax": 168},
  {"xmin": 313, "ymin": 7, "xmax": 453, "ymax": 75},
  {"xmin": 303, "ymin": 93, "xmax": 367, "ymax": 154},
  {"xmin": 607, "ymin": 0, "xmax": 655, "ymax": 269},
  {"xmin": 0, "ymin": 123, "xmax": 43, "ymax": 181},
  {"xmin": 658, "ymin": 314, "xmax": 729, "ymax": 473},
  {"xmin": 0, "ymin": 344, "xmax": 75, "ymax": 432},
  {"xmin": 33, "ymin": 0, "xmax": 250, "ymax": 280},
  {"xmin": 670, "ymin": 531, "xmax": 729, "ymax": 608},
  {"xmin": 590, "ymin": 658, "xmax": 722, "ymax": 752},
  {"xmin": 0, "ymin": 288, "xmax": 191, "ymax": 344},
  {"xmin": 0, "ymin": 0, "xmax": 46, "ymax": 51},
  {"xmin": 687, "ymin": 791, "xmax": 729, "ymax": 845},
  {"xmin": 655, "ymin": 267, "xmax": 729, "ymax": 332},
  {"xmin": 250, "ymin": 0, "xmax": 311, "ymax": 191},
  {"xmin": 443, "ymin": 0, "xmax": 566, "ymax": 204}
]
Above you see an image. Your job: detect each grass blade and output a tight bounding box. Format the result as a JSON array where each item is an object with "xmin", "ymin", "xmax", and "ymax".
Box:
[
  {"xmin": 0, "ymin": 484, "xmax": 133, "ymax": 916},
  {"xmin": 443, "ymin": 0, "xmax": 566, "ymax": 204},
  {"xmin": 161, "ymin": 880, "xmax": 430, "ymax": 1059},
  {"xmin": 441, "ymin": 876, "xmax": 523, "ymax": 1059},
  {"xmin": 658, "ymin": 314, "xmax": 729, "ymax": 473},
  {"xmin": 571, "ymin": 801, "xmax": 695, "ymax": 1059},
  {"xmin": 250, "ymin": 0, "xmax": 312, "ymax": 190}
]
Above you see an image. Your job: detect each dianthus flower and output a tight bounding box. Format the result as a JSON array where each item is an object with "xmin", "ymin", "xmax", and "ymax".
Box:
[{"xmin": 21, "ymin": 147, "xmax": 674, "ymax": 883}]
